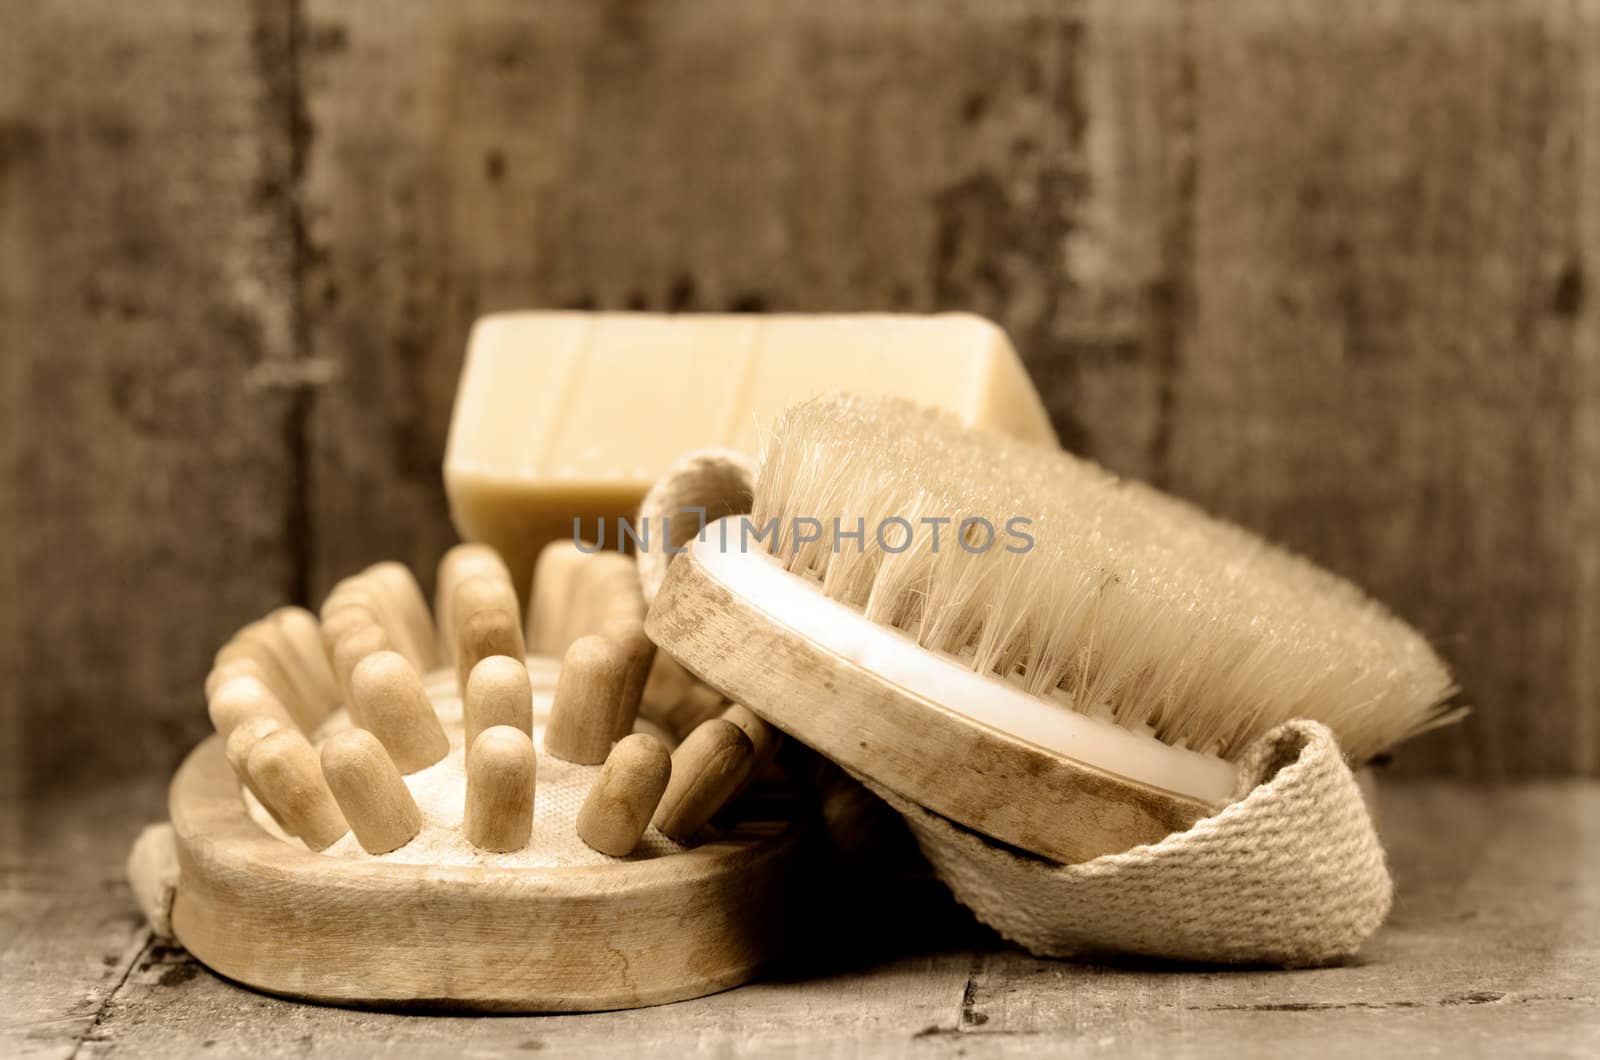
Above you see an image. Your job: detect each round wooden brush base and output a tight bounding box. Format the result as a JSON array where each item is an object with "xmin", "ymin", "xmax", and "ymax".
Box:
[
  {"xmin": 648, "ymin": 546, "xmax": 1214, "ymax": 865},
  {"xmin": 167, "ymin": 734, "xmax": 799, "ymax": 1012}
]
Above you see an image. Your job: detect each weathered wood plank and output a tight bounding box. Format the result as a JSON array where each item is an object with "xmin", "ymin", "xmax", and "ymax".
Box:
[
  {"xmin": 1169, "ymin": 0, "xmax": 1600, "ymax": 776},
  {"xmin": 5, "ymin": 779, "xmax": 1595, "ymax": 1057},
  {"xmin": 0, "ymin": 0, "xmax": 31, "ymax": 847},
  {"xmin": 0, "ymin": 0, "xmax": 304, "ymax": 789},
  {"xmin": 1, "ymin": 782, "xmax": 165, "ymax": 1060},
  {"xmin": 1572, "ymin": 0, "xmax": 1600, "ymax": 777},
  {"xmin": 293, "ymin": 0, "xmax": 1126, "ymax": 591},
  {"xmin": 293, "ymin": 1, "xmax": 1600, "ymax": 777},
  {"xmin": 6, "ymin": 1, "xmax": 1593, "ymax": 784},
  {"xmin": 951, "ymin": 780, "xmax": 1600, "ymax": 1056}
]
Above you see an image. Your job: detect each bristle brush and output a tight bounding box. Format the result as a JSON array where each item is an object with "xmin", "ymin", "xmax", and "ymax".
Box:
[{"xmin": 646, "ymin": 392, "xmax": 1463, "ymax": 863}]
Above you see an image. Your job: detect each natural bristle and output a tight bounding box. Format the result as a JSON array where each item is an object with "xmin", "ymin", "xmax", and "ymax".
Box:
[{"xmin": 751, "ymin": 393, "xmax": 1460, "ymax": 763}]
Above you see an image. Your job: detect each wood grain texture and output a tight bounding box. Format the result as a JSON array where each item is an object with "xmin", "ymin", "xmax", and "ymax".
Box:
[
  {"xmin": 650, "ymin": 546, "xmax": 1211, "ymax": 862},
  {"xmin": 0, "ymin": 0, "xmax": 26, "ymax": 829},
  {"xmin": 1, "ymin": 0, "xmax": 305, "ymax": 791},
  {"xmin": 1164, "ymin": 0, "xmax": 1600, "ymax": 778},
  {"xmin": 287, "ymin": 0, "xmax": 1600, "ymax": 776},
  {"xmin": 166, "ymin": 736, "xmax": 798, "ymax": 1011},
  {"xmin": 4, "ymin": 1, "xmax": 1598, "ymax": 780},
  {"xmin": 6, "ymin": 777, "xmax": 1598, "ymax": 1056},
  {"xmin": 291, "ymin": 0, "xmax": 1106, "ymax": 586}
]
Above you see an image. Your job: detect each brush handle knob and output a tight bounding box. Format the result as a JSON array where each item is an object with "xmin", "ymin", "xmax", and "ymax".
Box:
[{"xmin": 577, "ymin": 734, "xmax": 672, "ymax": 857}]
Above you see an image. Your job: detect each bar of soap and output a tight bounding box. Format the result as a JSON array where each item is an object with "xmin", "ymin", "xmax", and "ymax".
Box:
[{"xmin": 444, "ymin": 311, "xmax": 1056, "ymax": 596}]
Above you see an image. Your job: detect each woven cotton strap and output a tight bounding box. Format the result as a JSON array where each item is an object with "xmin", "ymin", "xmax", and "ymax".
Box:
[
  {"xmin": 639, "ymin": 448, "xmax": 1394, "ymax": 966},
  {"xmin": 864, "ymin": 721, "xmax": 1391, "ymax": 965}
]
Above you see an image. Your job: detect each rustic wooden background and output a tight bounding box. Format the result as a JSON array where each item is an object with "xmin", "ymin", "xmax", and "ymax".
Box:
[{"xmin": 3, "ymin": 0, "xmax": 1597, "ymax": 795}]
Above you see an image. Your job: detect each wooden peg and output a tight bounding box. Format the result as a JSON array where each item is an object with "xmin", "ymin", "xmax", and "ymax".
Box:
[
  {"xmin": 205, "ymin": 655, "xmax": 269, "ymax": 700},
  {"xmin": 214, "ymin": 636, "xmax": 301, "ymax": 726},
  {"xmin": 576, "ymin": 734, "xmax": 672, "ymax": 857},
  {"xmin": 544, "ymin": 635, "xmax": 628, "ymax": 764},
  {"xmin": 230, "ymin": 618, "xmax": 325, "ymax": 731},
  {"xmin": 464, "ymin": 655, "xmax": 532, "ymax": 755},
  {"xmin": 436, "ymin": 544, "xmax": 512, "ymax": 660},
  {"xmin": 331, "ymin": 623, "xmax": 391, "ymax": 726},
  {"xmin": 324, "ymin": 577, "xmax": 424, "ymax": 673},
  {"xmin": 350, "ymin": 650, "xmax": 448, "ymax": 773},
  {"xmin": 247, "ymin": 727, "xmax": 349, "ymax": 851},
  {"xmin": 319, "ymin": 599, "xmax": 379, "ymax": 664},
  {"xmin": 640, "ymin": 650, "xmax": 695, "ymax": 717},
  {"xmin": 323, "ymin": 570, "xmax": 383, "ymax": 613},
  {"xmin": 225, "ymin": 715, "xmax": 283, "ymax": 779},
  {"xmin": 677, "ymin": 684, "xmax": 731, "ymax": 738},
  {"xmin": 366, "ymin": 561, "xmax": 440, "ymax": 671},
  {"xmin": 720, "ymin": 703, "xmax": 782, "ymax": 768},
  {"xmin": 321, "ymin": 729, "xmax": 423, "ymax": 854},
  {"xmin": 525, "ymin": 541, "xmax": 590, "ymax": 656},
  {"xmin": 600, "ymin": 615, "xmax": 656, "ymax": 739},
  {"xmin": 569, "ymin": 552, "xmax": 642, "ymax": 644},
  {"xmin": 452, "ymin": 574, "xmax": 525, "ymax": 693},
  {"xmin": 207, "ymin": 673, "xmax": 298, "ymax": 738},
  {"xmin": 593, "ymin": 580, "xmax": 648, "ymax": 633},
  {"xmin": 464, "ymin": 725, "xmax": 536, "ymax": 852},
  {"xmin": 651, "ymin": 719, "xmax": 755, "ymax": 845},
  {"xmin": 271, "ymin": 606, "xmax": 341, "ymax": 723},
  {"xmin": 641, "ymin": 653, "xmax": 727, "ymax": 742},
  {"xmin": 224, "ymin": 715, "xmax": 292, "ymax": 831}
]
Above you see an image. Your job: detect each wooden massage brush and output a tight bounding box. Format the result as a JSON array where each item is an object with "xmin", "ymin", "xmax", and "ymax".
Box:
[
  {"xmin": 647, "ymin": 393, "xmax": 1463, "ymax": 864},
  {"xmin": 168, "ymin": 544, "xmax": 799, "ymax": 1011}
]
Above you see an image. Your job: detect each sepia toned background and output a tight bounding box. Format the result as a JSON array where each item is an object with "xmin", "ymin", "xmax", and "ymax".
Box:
[{"xmin": 4, "ymin": 0, "xmax": 1599, "ymax": 798}]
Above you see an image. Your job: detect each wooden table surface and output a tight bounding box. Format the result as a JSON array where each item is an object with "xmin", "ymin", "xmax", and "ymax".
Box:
[{"xmin": 4, "ymin": 778, "xmax": 1596, "ymax": 1059}]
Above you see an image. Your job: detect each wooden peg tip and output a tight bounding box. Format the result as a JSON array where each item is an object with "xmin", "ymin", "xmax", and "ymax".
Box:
[
  {"xmin": 321, "ymin": 729, "xmax": 422, "ymax": 854},
  {"xmin": 463, "ymin": 725, "xmax": 537, "ymax": 853},
  {"xmin": 600, "ymin": 615, "xmax": 656, "ymax": 740},
  {"xmin": 464, "ymin": 654, "xmax": 533, "ymax": 754},
  {"xmin": 350, "ymin": 650, "xmax": 448, "ymax": 773},
  {"xmin": 651, "ymin": 718, "xmax": 755, "ymax": 845},
  {"xmin": 544, "ymin": 635, "xmax": 628, "ymax": 765},
  {"xmin": 207, "ymin": 673, "xmax": 298, "ymax": 738},
  {"xmin": 577, "ymin": 734, "xmax": 673, "ymax": 857},
  {"xmin": 246, "ymin": 728, "xmax": 348, "ymax": 851}
]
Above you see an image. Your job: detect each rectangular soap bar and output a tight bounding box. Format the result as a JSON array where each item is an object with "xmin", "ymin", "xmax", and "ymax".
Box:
[{"xmin": 444, "ymin": 311, "xmax": 1056, "ymax": 597}]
